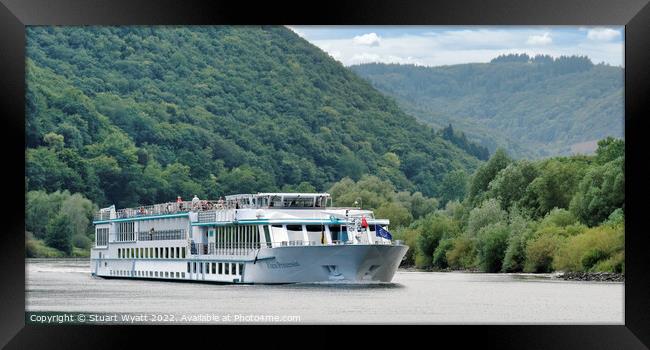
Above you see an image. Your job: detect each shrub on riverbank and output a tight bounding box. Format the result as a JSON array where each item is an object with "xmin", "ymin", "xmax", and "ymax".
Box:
[
  {"xmin": 446, "ymin": 236, "xmax": 477, "ymax": 269},
  {"xmin": 26, "ymin": 232, "xmax": 65, "ymax": 258},
  {"xmin": 553, "ymin": 224, "xmax": 624, "ymax": 272},
  {"xmin": 476, "ymin": 223, "xmax": 510, "ymax": 272}
]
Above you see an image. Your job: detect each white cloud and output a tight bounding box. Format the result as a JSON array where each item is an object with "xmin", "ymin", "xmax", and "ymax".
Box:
[
  {"xmin": 352, "ymin": 33, "xmax": 381, "ymax": 46},
  {"xmin": 526, "ymin": 32, "xmax": 552, "ymax": 45},
  {"xmin": 587, "ymin": 28, "xmax": 621, "ymax": 41},
  {"xmin": 296, "ymin": 27, "xmax": 624, "ymax": 67}
]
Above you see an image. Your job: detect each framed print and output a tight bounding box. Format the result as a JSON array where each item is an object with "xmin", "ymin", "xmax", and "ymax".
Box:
[{"xmin": 1, "ymin": 0, "xmax": 649, "ymax": 348}]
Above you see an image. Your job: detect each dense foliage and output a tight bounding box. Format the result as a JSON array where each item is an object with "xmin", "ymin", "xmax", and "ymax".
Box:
[
  {"xmin": 25, "ymin": 26, "xmax": 482, "ymax": 212},
  {"xmin": 26, "ymin": 190, "xmax": 96, "ymax": 257},
  {"xmin": 332, "ymin": 138, "xmax": 623, "ymax": 273},
  {"xmin": 351, "ymin": 55, "xmax": 624, "ymax": 158}
]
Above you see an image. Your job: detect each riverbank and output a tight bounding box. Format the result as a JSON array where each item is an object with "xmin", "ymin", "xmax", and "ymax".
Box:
[
  {"xmin": 558, "ymin": 272, "xmax": 624, "ymax": 282},
  {"xmin": 397, "ymin": 266, "xmax": 624, "ymax": 282}
]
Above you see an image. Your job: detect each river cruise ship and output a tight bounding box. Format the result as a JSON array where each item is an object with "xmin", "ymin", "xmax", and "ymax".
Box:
[{"xmin": 90, "ymin": 193, "xmax": 408, "ymax": 284}]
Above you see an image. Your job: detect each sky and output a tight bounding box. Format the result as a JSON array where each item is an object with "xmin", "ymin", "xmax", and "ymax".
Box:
[{"xmin": 287, "ymin": 26, "xmax": 624, "ymax": 67}]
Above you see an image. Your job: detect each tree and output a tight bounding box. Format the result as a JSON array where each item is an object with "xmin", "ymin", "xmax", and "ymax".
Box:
[
  {"xmin": 476, "ymin": 223, "xmax": 510, "ymax": 272},
  {"xmin": 59, "ymin": 193, "xmax": 96, "ymax": 238},
  {"xmin": 439, "ymin": 170, "xmax": 469, "ymax": 205},
  {"xmin": 45, "ymin": 213, "xmax": 73, "ymax": 255},
  {"xmin": 520, "ymin": 158, "xmax": 586, "ymax": 218},
  {"xmin": 375, "ymin": 202, "xmax": 413, "ymax": 228},
  {"xmin": 467, "ymin": 198, "xmax": 507, "ymax": 236},
  {"xmin": 43, "ymin": 132, "xmax": 65, "ymax": 150},
  {"xmin": 415, "ymin": 214, "xmax": 461, "ymax": 267},
  {"xmin": 595, "ymin": 137, "xmax": 624, "ymax": 165},
  {"xmin": 487, "ymin": 160, "xmax": 538, "ymax": 210},
  {"xmin": 468, "ymin": 149, "xmax": 511, "ymax": 205},
  {"xmin": 524, "ymin": 233, "xmax": 562, "ymax": 273},
  {"xmin": 26, "ymin": 190, "xmax": 64, "ymax": 239},
  {"xmin": 502, "ymin": 210, "xmax": 536, "ymax": 272},
  {"xmin": 570, "ymin": 156, "xmax": 624, "ymax": 226}
]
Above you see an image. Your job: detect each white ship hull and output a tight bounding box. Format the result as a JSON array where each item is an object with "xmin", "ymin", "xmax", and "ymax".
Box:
[{"xmin": 91, "ymin": 244, "xmax": 408, "ymax": 284}]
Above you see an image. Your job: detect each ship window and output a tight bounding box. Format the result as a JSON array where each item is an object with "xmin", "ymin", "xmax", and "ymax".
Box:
[
  {"xmin": 176, "ymin": 247, "xmax": 180, "ymax": 259},
  {"xmin": 96, "ymin": 227, "xmax": 109, "ymax": 246},
  {"xmin": 271, "ymin": 224, "xmax": 283, "ymax": 228},
  {"xmin": 176, "ymin": 272, "xmax": 180, "ymax": 278},
  {"xmin": 263, "ymin": 226, "xmax": 272, "ymax": 247},
  {"xmin": 187, "ymin": 262, "xmax": 190, "ymax": 273},
  {"xmin": 239, "ymin": 264, "xmax": 244, "ymax": 275},
  {"xmin": 219, "ymin": 263, "xmax": 223, "ymax": 274},
  {"xmin": 286, "ymin": 225, "xmax": 302, "ymax": 231},
  {"xmin": 182, "ymin": 247, "xmax": 186, "ymax": 259},
  {"xmin": 225, "ymin": 263, "xmax": 229, "ymax": 275},
  {"xmin": 329, "ymin": 225, "xmax": 340, "ymax": 241},
  {"xmin": 165, "ymin": 272, "xmax": 169, "ymax": 277},
  {"xmin": 199, "ymin": 263, "xmax": 203, "ymax": 274},
  {"xmin": 165, "ymin": 247, "xmax": 169, "ymax": 259},
  {"xmin": 170, "ymin": 247, "xmax": 175, "ymax": 259},
  {"xmin": 182, "ymin": 272, "xmax": 185, "ymax": 278},
  {"xmin": 118, "ymin": 249, "xmax": 121, "ymax": 259},
  {"xmin": 305, "ymin": 225, "xmax": 324, "ymax": 232},
  {"xmin": 212, "ymin": 263, "xmax": 216, "ymax": 274},
  {"xmin": 193, "ymin": 262, "xmax": 197, "ymax": 273},
  {"xmin": 231, "ymin": 263, "xmax": 236, "ymax": 275}
]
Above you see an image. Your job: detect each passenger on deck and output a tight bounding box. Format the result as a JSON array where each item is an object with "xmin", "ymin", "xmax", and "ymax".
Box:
[{"xmin": 192, "ymin": 195, "xmax": 200, "ymax": 209}]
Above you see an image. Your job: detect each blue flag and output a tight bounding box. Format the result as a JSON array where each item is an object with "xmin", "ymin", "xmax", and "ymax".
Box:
[{"xmin": 375, "ymin": 225, "xmax": 393, "ymax": 240}]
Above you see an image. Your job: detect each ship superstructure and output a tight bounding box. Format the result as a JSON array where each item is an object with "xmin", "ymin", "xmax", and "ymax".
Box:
[{"xmin": 90, "ymin": 193, "xmax": 408, "ymax": 283}]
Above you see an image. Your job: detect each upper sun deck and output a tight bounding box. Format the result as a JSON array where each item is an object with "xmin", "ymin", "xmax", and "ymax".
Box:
[
  {"xmin": 225, "ymin": 193, "xmax": 332, "ymax": 209},
  {"xmin": 94, "ymin": 193, "xmax": 335, "ymax": 221}
]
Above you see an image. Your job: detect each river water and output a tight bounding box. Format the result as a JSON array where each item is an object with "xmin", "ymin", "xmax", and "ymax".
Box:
[{"xmin": 25, "ymin": 259, "xmax": 623, "ymax": 324}]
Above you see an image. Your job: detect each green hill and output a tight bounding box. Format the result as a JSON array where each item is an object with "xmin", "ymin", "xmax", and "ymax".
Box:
[
  {"xmin": 26, "ymin": 26, "xmax": 481, "ymax": 209},
  {"xmin": 351, "ymin": 55, "xmax": 624, "ymax": 159}
]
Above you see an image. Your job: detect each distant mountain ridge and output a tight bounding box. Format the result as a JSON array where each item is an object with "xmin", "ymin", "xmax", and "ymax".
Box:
[
  {"xmin": 351, "ymin": 55, "xmax": 624, "ymax": 159},
  {"xmin": 26, "ymin": 26, "xmax": 481, "ymax": 208}
]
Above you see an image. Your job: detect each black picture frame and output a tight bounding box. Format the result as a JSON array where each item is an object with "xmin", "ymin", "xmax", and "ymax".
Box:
[{"xmin": 2, "ymin": 0, "xmax": 648, "ymax": 348}]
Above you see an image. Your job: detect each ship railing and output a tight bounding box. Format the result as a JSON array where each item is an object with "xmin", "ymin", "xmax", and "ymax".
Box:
[
  {"xmin": 137, "ymin": 229, "xmax": 186, "ymax": 241},
  {"xmin": 95, "ymin": 200, "xmax": 232, "ymax": 221},
  {"xmin": 94, "ymin": 211, "xmax": 112, "ymax": 221},
  {"xmin": 197, "ymin": 210, "xmax": 236, "ymax": 223}
]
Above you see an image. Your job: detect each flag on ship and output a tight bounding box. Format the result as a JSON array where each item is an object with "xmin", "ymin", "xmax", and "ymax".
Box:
[{"xmin": 375, "ymin": 225, "xmax": 392, "ymax": 240}]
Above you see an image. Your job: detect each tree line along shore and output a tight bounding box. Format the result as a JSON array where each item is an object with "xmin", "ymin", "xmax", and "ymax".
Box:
[{"xmin": 26, "ymin": 138, "xmax": 624, "ymax": 277}]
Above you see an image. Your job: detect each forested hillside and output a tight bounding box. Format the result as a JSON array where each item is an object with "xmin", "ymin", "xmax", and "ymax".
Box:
[
  {"xmin": 26, "ymin": 26, "xmax": 482, "ymax": 210},
  {"xmin": 351, "ymin": 55, "xmax": 624, "ymax": 158}
]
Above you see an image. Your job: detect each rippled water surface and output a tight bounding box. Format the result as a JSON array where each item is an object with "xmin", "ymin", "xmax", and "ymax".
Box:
[{"xmin": 26, "ymin": 259, "xmax": 623, "ymax": 324}]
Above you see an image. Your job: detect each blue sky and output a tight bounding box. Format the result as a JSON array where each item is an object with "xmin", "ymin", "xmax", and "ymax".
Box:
[{"xmin": 287, "ymin": 26, "xmax": 624, "ymax": 67}]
